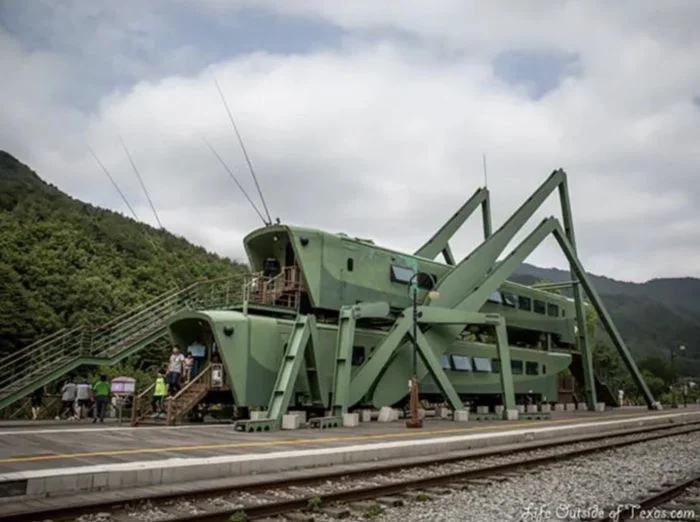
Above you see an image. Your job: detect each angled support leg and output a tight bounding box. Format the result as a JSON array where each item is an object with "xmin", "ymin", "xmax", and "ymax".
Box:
[
  {"xmin": 266, "ymin": 315, "xmax": 320, "ymax": 426},
  {"xmin": 331, "ymin": 306, "xmax": 357, "ymax": 416},
  {"xmin": 349, "ymin": 317, "xmax": 412, "ymax": 406},
  {"xmin": 493, "ymin": 318, "xmax": 517, "ymax": 413},
  {"xmin": 415, "ymin": 186, "xmax": 491, "ymax": 262},
  {"xmin": 414, "ymin": 330, "xmax": 463, "ymax": 411},
  {"xmin": 552, "ymin": 229, "xmax": 658, "ymax": 409},
  {"xmin": 558, "ymin": 181, "xmax": 596, "ymax": 411},
  {"xmin": 332, "ymin": 301, "xmax": 391, "ymax": 416},
  {"xmin": 304, "ymin": 316, "xmax": 328, "ymax": 408}
]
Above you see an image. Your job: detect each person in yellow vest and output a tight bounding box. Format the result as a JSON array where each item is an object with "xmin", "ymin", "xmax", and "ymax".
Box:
[{"xmin": 151, "ymin": 372, "xmax": 167, "ymax": 416}]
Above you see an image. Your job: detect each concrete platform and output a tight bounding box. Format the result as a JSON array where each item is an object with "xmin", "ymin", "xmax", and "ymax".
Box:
[
  {"xmin": 0, "ymin": 406, "xmax": 682, "ymax": 472},
  {"xmin": 0, "ymin": 407, "xmax": 699, "ymax": 501}
]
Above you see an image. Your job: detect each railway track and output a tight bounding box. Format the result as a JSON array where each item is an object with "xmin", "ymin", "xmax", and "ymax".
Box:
[
  {"xmin": 7, "ymin": 422, "xmax": 700, "ymax": 522},
  {"xmin": 592, "ymin": 474, "xmax": 700, "ymax": 521}
]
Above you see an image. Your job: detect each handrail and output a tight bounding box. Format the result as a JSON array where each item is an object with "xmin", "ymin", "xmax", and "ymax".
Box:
[
  {"xmin": 130, "ymin": 382, "xmax": 157, "ymax": 425},
  {"xmin": 166, "ymin": 364, "xmax": 212, "ymax": 425},
  {"xmin": 0, "ymin": 275, "xmax": 243, "ymax": 398},
  {"xmin": 0, "ymin": 274, "xmax": 243, "ymax": 376},
  {"xmin": 175, "ymin": 363, "xmax": 212, "ymax": 398},
  {"xmin": 0, "ymin": 326, "xmax": 83, "ymax": 376}
]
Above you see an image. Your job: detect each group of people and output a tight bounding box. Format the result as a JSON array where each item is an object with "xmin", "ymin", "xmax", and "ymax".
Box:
[
  {"xmin": 31, "ymin": 374, "xmax": 112, "ymax": 423},
  {"xmin": 28, "ymin": 341, "xmax": 214, "ymax": 422},
  {"xmin": 149, "ymin": 342, "xmax": 210, "ymax": 416}
]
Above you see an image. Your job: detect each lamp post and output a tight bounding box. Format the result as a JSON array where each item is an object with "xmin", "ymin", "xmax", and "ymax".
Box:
[
  {"xmin": 670, "ymin": 344, "xmax": 686, "ymax": 408},
  {"xmin": 406, "ymin": 272, "xmax": 440, "ymax": 429}
]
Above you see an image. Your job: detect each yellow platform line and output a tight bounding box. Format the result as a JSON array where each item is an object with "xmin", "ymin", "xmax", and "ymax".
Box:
[{"xmin": 0, "ymin": 411, "xmax": 669, "ymax": 465}]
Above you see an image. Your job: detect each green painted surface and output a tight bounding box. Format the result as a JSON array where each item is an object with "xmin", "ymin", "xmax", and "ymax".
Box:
[{"xmin": 167, "ymin": 310, "xmax": 567, "ymax": 409}]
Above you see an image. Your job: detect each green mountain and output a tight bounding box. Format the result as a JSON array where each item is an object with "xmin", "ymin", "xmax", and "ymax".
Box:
[
  {"xmin": 1, "ymin": 150, "xmax": 698, "ymax": 378},
  {"xmin": 0, "ymin": 151, "xmax": 247, "ymax": 358},
  {"xmin": 512, "ymin": 264, "xmax": 700, "ymax": 375}
]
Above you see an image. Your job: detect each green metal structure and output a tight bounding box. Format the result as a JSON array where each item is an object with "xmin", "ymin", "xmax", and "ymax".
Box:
[{"xmin": 0, "ymin": 169, "xmax": 659, "ymax": 426}]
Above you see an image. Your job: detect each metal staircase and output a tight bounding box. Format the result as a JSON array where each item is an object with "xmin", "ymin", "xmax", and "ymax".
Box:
[
  {"xmin": 131, "ymin": 364, "xmax": 213, "ymax": 426},
  {"xmin": 0, "ymin": 276, "xmax": 242, "ymax": 413}
]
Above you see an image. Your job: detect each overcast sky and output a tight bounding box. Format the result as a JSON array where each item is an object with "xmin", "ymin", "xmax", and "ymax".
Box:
[{"xmin": 1, "ymin": 0, "xmax": 699, "ymax": 283}]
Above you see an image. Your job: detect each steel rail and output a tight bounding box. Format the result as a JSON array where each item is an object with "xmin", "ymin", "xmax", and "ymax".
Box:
[{"xmin": 592, "ymin": 473, "xmax": 700, "ymax": 521}]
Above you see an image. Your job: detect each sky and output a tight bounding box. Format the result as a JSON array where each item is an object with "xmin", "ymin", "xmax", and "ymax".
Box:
[{"xmin": 1, "ymin": 0, "xmax": 699, "ymax": 283}]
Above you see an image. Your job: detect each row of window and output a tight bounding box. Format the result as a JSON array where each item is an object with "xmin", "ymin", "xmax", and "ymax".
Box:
[
  {"xmin": 439, "ymin": 354, "xmax": 545, "ymax": 376},
  {"xmin": 488, "ymin": 290, "xmax": 565, "ymax": 318},
  {"xmin": 349, "ymin": 346, "xmax": 545, "ymax": 376},
  {"xmin": 388, "ymin": 263, "xmax": 567, "ymax": 318}
]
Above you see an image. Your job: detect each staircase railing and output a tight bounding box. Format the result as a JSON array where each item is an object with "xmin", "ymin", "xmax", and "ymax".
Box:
[
  {"xmin": 166, "ymin": 364, "xmax": 212, "ymax": 425},
  {"xmin": 130, "ymin": 382, "xmax": 157, "ymax": 425},
  {"xmin": 0, "ymin": 275, "xmax": 243, "ymax": 401},
  {"xmin": 245, "ymin": 266, "xmax": 302, "ymax": 307}
]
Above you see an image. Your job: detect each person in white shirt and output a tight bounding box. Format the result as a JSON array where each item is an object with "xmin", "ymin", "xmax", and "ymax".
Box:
[{"xmin": 166, "ymin": 346, "xmax": 185, "ymax": 396}]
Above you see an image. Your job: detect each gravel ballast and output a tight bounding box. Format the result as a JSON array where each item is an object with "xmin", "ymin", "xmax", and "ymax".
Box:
[{"xmin": 326, "ymin": 432, "xmax": 700, "ymax": 522}]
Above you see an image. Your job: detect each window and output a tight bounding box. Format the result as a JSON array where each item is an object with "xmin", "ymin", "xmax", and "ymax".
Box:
[
  {"xmin": 526, "ymin": 362, "xmax": 539, "ymax": 375},
  {"xmin": 533, "ymin": 300, "xmax": 546, "ymax": 314},
  {"xmin": 390, "ymin": 265, "xmax": 414, "ymax": 284},
  {"xmin": 439, "ymin": 355, "xmax": 452, "ymax": 370},
  {"xmin": 542, "ymin": 364, "xmax": 547, "ymax": 375},
  {"xmin": 562, "ymin": 309, "xmax": 566, "ymax": 317},
  {"xmin": 451, "ymin": 355, "xmax": 472, "ymax": 371},
  {"xmin": 487, "ymin": 291, "xmax": 503, "ymax": 304},
  {"xmin": 511, "ymin": 360, "xmax": 523, "ymax": 374},
  {"xmin": 547, "ymin": 303, "xmax": 558, "ymax": 317},
  {"xmin": 518, "ymin": 296, "xmax": 532, "ymax": 311},
  {"xmin": 347, "ymin": 258, "xmax": 354, "ymax": 272},
  {"xmin": 491, "ymin": 359, "xmax": 501, "ymax": 373},
  {"xmin": 473, "ymin": 357, "xmax": 492, "ymax": 372},
  {"xmin": 501, "ymin": 292, "xmax": 517, "ymax": 307},
  {"xmin": 351, "ymin": 346, "xmax": 365, "ymax": 366}
]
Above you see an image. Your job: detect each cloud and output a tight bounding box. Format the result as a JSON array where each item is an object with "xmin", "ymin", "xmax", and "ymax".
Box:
[{"xmin": 1, "ymin": 0, "xmax": 699, "ymax": 282}]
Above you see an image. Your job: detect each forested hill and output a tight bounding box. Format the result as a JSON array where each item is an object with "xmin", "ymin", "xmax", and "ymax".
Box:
[{"xmin": 0, "ymin": 151, "xmax": 247, "ymax": 357}]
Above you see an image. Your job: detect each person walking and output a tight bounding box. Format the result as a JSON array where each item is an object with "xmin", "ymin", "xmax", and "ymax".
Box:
[
  {"xmin": 56, "ymin": 377, "xmax": 77, "ymax": 420},
  {"xmin": 30, "ymin": 386, "xmax": 43, "ymax": 420},
  {"xmin": 75, "ymin": 378, "xmax": 91, "ymax": 419},
  {"xmin": 92, "ymin": 374, "xmax": 110, "ymax": 423}
]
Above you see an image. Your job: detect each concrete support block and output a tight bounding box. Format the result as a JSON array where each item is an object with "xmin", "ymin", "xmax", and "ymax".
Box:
[
  {"xmin": 439, "ymin": 407, "xmax": 451, "ymax": 419},
  {"xmin": 281, "ymin": 414, "xmax": 300, "ymax": 430},
  {"xmin": 576, "ymin": 402, "xmax": 587, "ymax": 411},
  {"xmin": 360, "ymin": 410, "xmax": 372, "ymax": 422},
  {"xmin": 454, "ymin": 410, "xmax": 469, "ymax": 422},
  {"xmin": 417, "ymin": 408, "xmax": 426, "ymax": 420},
  {"xmin": 476, "ymin": 406, "xmax": 489, "ymax": 414},
  {"xmin": 526, "ymin": 404, "xmax": 538, "ymax": 413},
  {"xmin": 596, "ymin": 402, "xmax": 606, "ymax": 412},
  {"xmin": 391, "ymin": 409, "xmax": 401, "ymax": 421},
  {"xmin": 289, "ymin": 410, "xmax": 307, "ymax": 423},
  {"xmin": 565, "ymin": 403, "xmax": 576, "ymax": 411},
  {"xmin": 554, "ymin": 403, "xmax": 565, "ymax": 411},
  {"xmin": 540, "ymin": 404, "xmax": 551, "ymax": 413},
  {"xmin": 250, "ymin": 411, "xmax": 266, "ymax": 420},
  {"xmin": 378, "ymin": 406, "xmax": 393, "ymax": 422},
  {"xmin": 342, "ymin": 413, "xmax": 359, "ymax": 427},
  {"xmin": 505, "ymin": 409, "xmax": 519, "ymax": 420},
  {"xmin": 516, "ymin": 404, "xmax": 525, "ymax": 413},
  {"xmin": 495, "ymin": 405, "xmax": 504, "ymax": 416}
]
